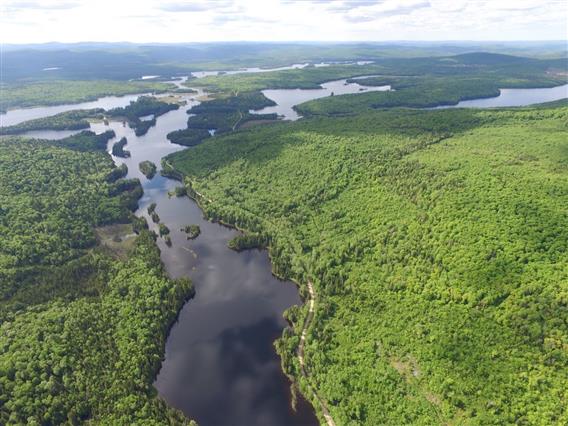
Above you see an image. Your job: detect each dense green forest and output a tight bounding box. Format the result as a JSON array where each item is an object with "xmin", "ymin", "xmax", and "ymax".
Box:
[
  {"xmin": 0, "ymin": 109, "xmax": 103, "ymax": 135},
  {"xmin": 0, "ymin": 133, "xmax": 196, "ymax": 424},
  {"xmin": 0, "ymin": 80, "xmax": 173, "ymax": 111},
  {"xmin": 167, "ymin": 127, "xmax": 212, "ymax": 146},
  {"xmin": 4, "ymin": 42, "xmax": 565, "ymax": 82},
  {"xmin": 139, "ymin": 160, "xmax": 157, "ymax": 179},
  {"xmin": 168, "ymin": 104, "xmax": 568, "ymax": 425},
  {"xmin": 2, "ymin": 44, "xmax": 567, "ymax": 426},
  {"xmin": 107, "ymin": 96, "xmax": 180, "ymax": 136},
  {"xmin": 190, "ymin": 53, "xmax": 565, "ymax": 94}
]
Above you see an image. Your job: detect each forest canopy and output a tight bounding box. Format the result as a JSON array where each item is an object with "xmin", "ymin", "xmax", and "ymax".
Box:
[
  {"xmin": 168, "ymin": 103, "xmax": 568, "ymax": 425},
  {"xmin": 0, "ymin": 133, "xmax": 195, "ymax": 425}
]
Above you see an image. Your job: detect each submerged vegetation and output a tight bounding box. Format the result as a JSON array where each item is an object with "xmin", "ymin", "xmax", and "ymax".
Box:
[{"xmin": 169, "ymin": 103, "xmax": 568, "ymax": 425}]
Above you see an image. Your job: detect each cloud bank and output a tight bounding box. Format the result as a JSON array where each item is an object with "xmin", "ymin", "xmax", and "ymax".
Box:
[{"xmin": 0, "ymin": 0, "xmax": 566, "ymax": 43}]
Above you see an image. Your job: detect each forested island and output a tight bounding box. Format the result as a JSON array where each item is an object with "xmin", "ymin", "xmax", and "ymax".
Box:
[
  {"xmin": 107, "ymin": 96, "xmax": 180, "ymax": 136},
  {"xmin": 139, "ymin": 160, "xmax": 157, "ymax": 179},
  {"xmin": 111, "ymin": 137, "xmax": 130, "ymax": 157},
  {"xmin": 182, "ymin": 224, "xmax": 201, "ymax": 239},
  {"xmin": 166, "ymin": 90, "xmax": 279, "ymax": 146}
]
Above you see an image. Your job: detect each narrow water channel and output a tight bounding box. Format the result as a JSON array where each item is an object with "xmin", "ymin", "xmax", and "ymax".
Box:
[
  {"xmin": 5, "ymin": 86, "xmax": 318, "ymax": 426},
  {"xmin": 90, "ymin": 95, "xmax": 318, "ymax": 425}
]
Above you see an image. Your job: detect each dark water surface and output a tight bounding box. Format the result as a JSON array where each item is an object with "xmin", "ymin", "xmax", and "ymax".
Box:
[
  {"xmin": 13, "ymin": 87, "xmax": 318, "ymax": 426},
  {"xmin": 138, "ymin": 174, "xmax": 317, "ymax": 426},
  {"xmin": 88, "ymin": 93, "xmax": 318, "ymax": 425}
]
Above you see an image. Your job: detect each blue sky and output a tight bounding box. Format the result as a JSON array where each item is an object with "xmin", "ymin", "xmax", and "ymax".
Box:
[{"xmin": 1, "ymin": 0, "xmax": 567, "ymax": 43}]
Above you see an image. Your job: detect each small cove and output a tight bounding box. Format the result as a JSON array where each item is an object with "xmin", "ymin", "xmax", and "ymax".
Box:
[{"xmin": 252, "ymin": 79, "xmax": 391, "ymax": 120}]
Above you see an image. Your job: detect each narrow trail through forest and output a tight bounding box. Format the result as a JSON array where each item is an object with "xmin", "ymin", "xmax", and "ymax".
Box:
[
  {"xmin": 298, "ymin": 280, "xmax": 336, "ymax": 426},
  {"xmin": 232, "ymin": 110, "xmax": 244, "ymax": 131}
]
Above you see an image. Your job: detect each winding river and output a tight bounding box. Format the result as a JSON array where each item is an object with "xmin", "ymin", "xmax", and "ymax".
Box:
[
  {"xmin": 1, "ymin": 72, "xmax": 566, "ymax": 426},
  {"xmin": 90, "ymin": 99, "xmax": 318, "ymax": 425},
  {"xmin": 3, "ymin": 85, "xmax": 318, "ymax": 426}
]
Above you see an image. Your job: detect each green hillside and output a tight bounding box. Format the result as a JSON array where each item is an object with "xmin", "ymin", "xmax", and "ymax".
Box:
[
  {"xmin": 168, "ymin": 105, "xmax": 568, "ymax": 425},
  {"xmin": 0, "ymin": 134, "xmax": 195, "ymax": 425}
]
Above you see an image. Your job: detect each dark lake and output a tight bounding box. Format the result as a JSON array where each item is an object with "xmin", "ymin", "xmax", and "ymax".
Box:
[
  {"xmin": 4, "ymin": 86, "xmax": 318, "ymax": 426},
  {"xmin": 89, "ymin": 93, "xmax": 318, "ymax": 426}
]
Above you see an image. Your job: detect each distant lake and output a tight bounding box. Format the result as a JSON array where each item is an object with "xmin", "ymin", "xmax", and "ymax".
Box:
[
  {"xmin": 436, "ymin": 84, "xmax": 568, "ymax": 109},
  {"xmin": 252, "ymin": 78, "xmax": 391, "ymax": 120},
  {"xmin": 191, "ymin": 63, "xmax": 310, "ymax": 78},
  {"xmin": 190, "ymin": 60, "xmax": 374, "ymax": 78},
  {"xmin": 0, "ymin": 94, "xmax": 143, "ymax": 127}
]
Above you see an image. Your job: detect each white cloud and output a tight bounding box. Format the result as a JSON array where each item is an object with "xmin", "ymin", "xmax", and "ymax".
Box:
[
  {"xmin": 0, "ymin": 0, "xmax": 566, "ymax": 43},
  {"xmin": 342, "ymin": 0, "xmax": 430, "ymax": 23},
  {"xmin": 3, "ymin": 0, "xmax": 80, "ymax": 10},
  {"xmin": 159, "ymin": 1, "xmax": 236, "ymax": 13}
]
